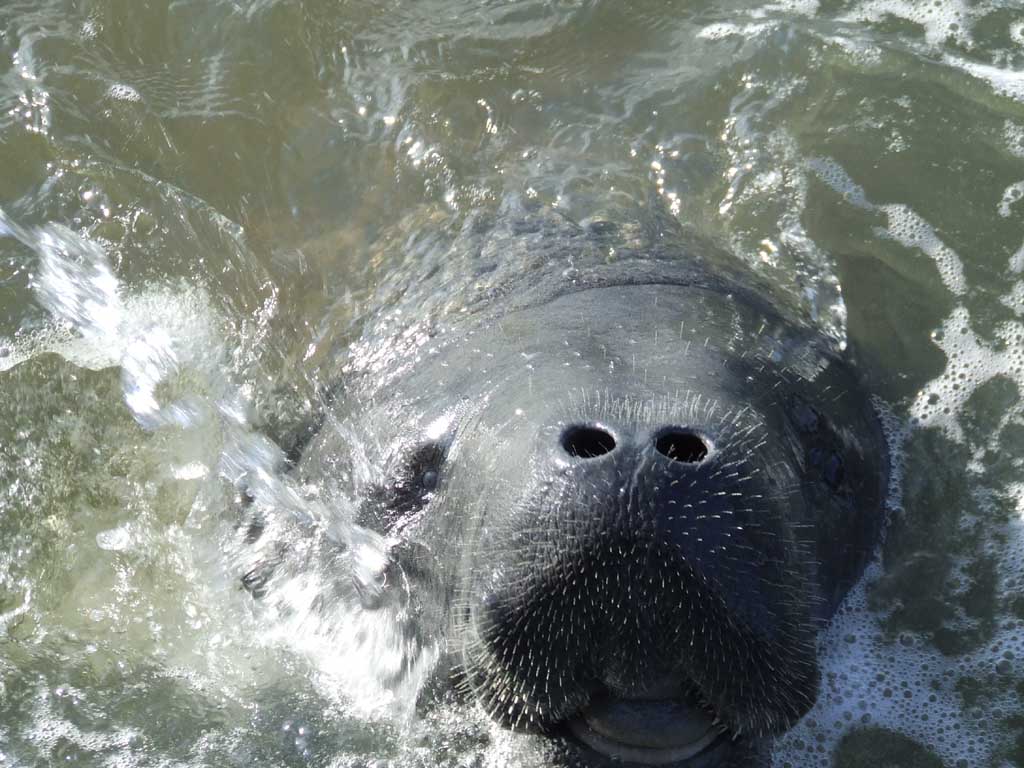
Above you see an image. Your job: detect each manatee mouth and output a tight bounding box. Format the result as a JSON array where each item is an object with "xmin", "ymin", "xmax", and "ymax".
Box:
[{"xmin": 565, "ymin": 692, "xmax": 725, "ymax": 765}]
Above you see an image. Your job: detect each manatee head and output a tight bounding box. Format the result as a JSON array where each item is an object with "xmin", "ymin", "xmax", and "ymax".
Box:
[{"xmin": 289, "ymin": 207, "xmax": 888, "ymax": 766}]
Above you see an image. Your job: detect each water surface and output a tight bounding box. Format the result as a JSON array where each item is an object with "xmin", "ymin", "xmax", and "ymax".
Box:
[{"xmin": 2, "ymin": 1, "xmax": 1024, "ymax": 766}]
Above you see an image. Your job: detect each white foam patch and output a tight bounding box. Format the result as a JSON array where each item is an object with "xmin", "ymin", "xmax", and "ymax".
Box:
[
  {"xmin": 910, "ymin": 306, "xmax": 1024, "ymax": 439},
  {"xmin": 878, "ymin": 204, "xmax": 967, "ymax": 296},
  {"xmin": 106, "ymin": 83, "xmax": 141, "ymax": 103},
  {"xmin": 1011, "ymin": 243, "xmax": 1024, "ymax": 275},
  {"xmin": 773, "ymin": 561, "xmax": 1022, "ymax": 767},
  {"xmin": 95, "ymin": 524, "xmax": 133, "ymax": 552},
  {"xmin": 777, "ymin": 352, "xmax": 1024, "ymax": 768},
  {"xmin": 1006, "ymin": 121, "xmax": 1024, "ymax": 158},
  {"xmin": 1013, "ymin": 21, "xmax": 1024, "ymax": 47},
  {"xmin": 808, "ymin": 157, "xmax": 967, "ymax": 296},
  {"xmin": 1005, "ymin": 482, "xmax": 1024, "ymax": 581},
  {"xmin": 805, "ymin": 157, "xmax": 874, "ymax": 210},
  {"xmin": 701, "ymin": 0, "xmax": 1022, "ymax": 104},
  {"xmin": 697, "ymin": 22, "xmax": 773, "ymax": 40},
  {"xmin": 840, "ymin": 0, "xmax": 973, "ymax": 47},
  {"xmin": 998, "ymin": 180, "xmax": 1024, "ymax": 218},
  {"xmin": 0, "ymin": 323, "xmax": 109, "ymax": 372},
  {"xmin": 24, "ymin": 689, "xmax": 142, "ymax": 764},
  {"xmin": 946, "ymin": 55, "xmax": 1024, "ymax": 103},
  {"xmin": 1001, "ymin": 278, "xmax": 1024, "ymax": 317}
]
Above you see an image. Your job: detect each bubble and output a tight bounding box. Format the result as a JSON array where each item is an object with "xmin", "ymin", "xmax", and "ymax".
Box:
[
  {"xmin": 807, "ymin": 157, "xmax": 874, "ymax": 210},
  {"xmin": 95, "ymin": 525, "xmax": 132, "ymax": 552}
]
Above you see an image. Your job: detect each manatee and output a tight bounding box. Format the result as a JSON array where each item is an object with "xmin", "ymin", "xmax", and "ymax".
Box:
[{"xmin": 241, "ymin": 198, "xmax": 888, "ymax": 767}]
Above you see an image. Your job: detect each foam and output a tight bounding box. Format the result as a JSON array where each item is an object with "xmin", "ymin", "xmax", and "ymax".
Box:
[
  {"xmin": 697, "ymin": 22, "xmax": 772, "ymax": 40},
  {"xmin": 1002, "ymin": 277, "xmax": 1024, "ymax": 316},
  {"xmin": 946, "ymin": 55, "xmax": 1024, "ymax": 103},
  {"xmin": 775, "ymin": 151, "xmax": 1024, "ymax": 766},
  {"xmin": 998, "ymin": 180, "xmax": 1024, "ymax": 218},
  {"xmin": 24, "ymin": 694, "xmax": 141, "ymax": 761},
  {"xmin": 879, "ymin": 204, "xmax": 966, "ymax": 296},
  {"xmin": 909, "ymin": 306, "xmax": 1023, "ymax": 439},
  {"xmin": 106, "ymin": 83, "xmax": 142, "ymax": 103},
  {"xmin": 699, "ymin": 0, "xmax": 1022, "ymax": 112},
  {"xmin": 782, "ymin": 400, "xmax": 1024, "ymax": 764},
  {"xmin": 0, "ymin": 323, "xmax": 103, "ymax": 373},
  {"xmin": 840, "ymin": 0, "xmax": 974, "ymax": 47},
  {"xmin": 774, "ymin": 569, "xmax": 999, "ymax": 767},
  {"xmin": 809, "ymin": 158, "xmax": 967, "ymax": 296},
  {"xmin": 1006, "ymin": 121, "xmax": 1024, "ymax": 158},
  {"xmin": 806, "ymin": 157, "xmax": 874, "ymax": 210}
]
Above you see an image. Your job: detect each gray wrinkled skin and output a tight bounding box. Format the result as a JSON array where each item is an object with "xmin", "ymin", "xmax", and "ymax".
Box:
[{"xmin": 244, "ymin": 199, "xmax": 888, "ymax": 767}]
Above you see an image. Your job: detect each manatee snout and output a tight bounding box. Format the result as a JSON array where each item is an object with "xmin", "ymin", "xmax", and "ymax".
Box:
[{"xmin": 457, "ymin": 394, "xmax": 819, "ymax": 765}]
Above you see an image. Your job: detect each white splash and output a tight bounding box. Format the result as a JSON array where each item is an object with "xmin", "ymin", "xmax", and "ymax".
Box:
[{"xmin": 0, "ymin": 209, "xmax": 412, "ymax": 718}]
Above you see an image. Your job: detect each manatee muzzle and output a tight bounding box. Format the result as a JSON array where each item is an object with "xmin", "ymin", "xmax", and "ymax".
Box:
[
  {"xmin": 565, "ymin": 681, "xmax": 725, "ymax": 765},
  {"xmin": 568, "ymin": 699, "xmax": 721, "ymax": 764}
]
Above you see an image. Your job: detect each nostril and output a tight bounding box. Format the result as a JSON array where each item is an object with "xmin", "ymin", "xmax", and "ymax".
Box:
[
  {"xmin": 655, "ymin": 430, "xmax": 708, "ymax": 463},
  {"xmin": 562, "ymin": 425, "xmax": 616, "ymax": 459}
]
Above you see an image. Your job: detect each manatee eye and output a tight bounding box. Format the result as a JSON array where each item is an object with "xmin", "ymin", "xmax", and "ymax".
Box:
[
  {"xmin": 809, "ymin": 445, "xmax": 845, "ymax": 490},
  {"xmin": 823, "ymin": 452, "xmax": 845, "ymax": 489},
  {"xmin": 391, "ymin": 439, "xmax": 447, "ymax": 510},
  {"xmin": 360, "ymin": 439, "xmax": 447, "ymax": 532},
  {"xmin": 792, "ymin": 400, "xmax": 821, "ymax": 434},
  {"xmin": 422, "ymin": 469, "xmax": 439, "ymax": 491},
  {"xmin": 791, "ymin": 397, "xmax": 845, "ymax": 490}
]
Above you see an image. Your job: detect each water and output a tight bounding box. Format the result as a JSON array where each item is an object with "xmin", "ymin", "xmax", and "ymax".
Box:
[{"xmin": 1, "ymin": 0, "xmax": 1023, "ymax": 765}]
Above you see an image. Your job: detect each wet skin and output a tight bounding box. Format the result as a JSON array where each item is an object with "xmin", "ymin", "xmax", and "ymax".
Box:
[{"xmin": 248, "ymin": 205, "xmax": 888, "ymax": 766}]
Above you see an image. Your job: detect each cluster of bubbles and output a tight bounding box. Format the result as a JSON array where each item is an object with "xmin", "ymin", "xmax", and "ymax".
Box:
[
  {"xmin": 775, "ymin": 559, "xmax": 1024, "ymax": 767},
  {"xmin": 772, "ymin": 135, "xmax": 1024, "ymax": 768},
  {"xmin": 841, "ymin": 0, "xmax": 975, "ymax": 47},
  {"xmin": 696, "ymin": 0, "xmax": 974, "ymax": 46}
]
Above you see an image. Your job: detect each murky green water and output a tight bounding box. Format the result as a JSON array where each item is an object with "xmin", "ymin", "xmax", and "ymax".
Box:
[{"xmin": 2, "ymin": 1, "xmax": 1024, "ymax": 766}]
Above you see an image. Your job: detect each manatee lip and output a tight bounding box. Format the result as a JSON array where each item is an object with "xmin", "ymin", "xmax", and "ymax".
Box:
[{"xmin": 565, "ymin": 693, "xmax": 724, "ymax": 765}]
